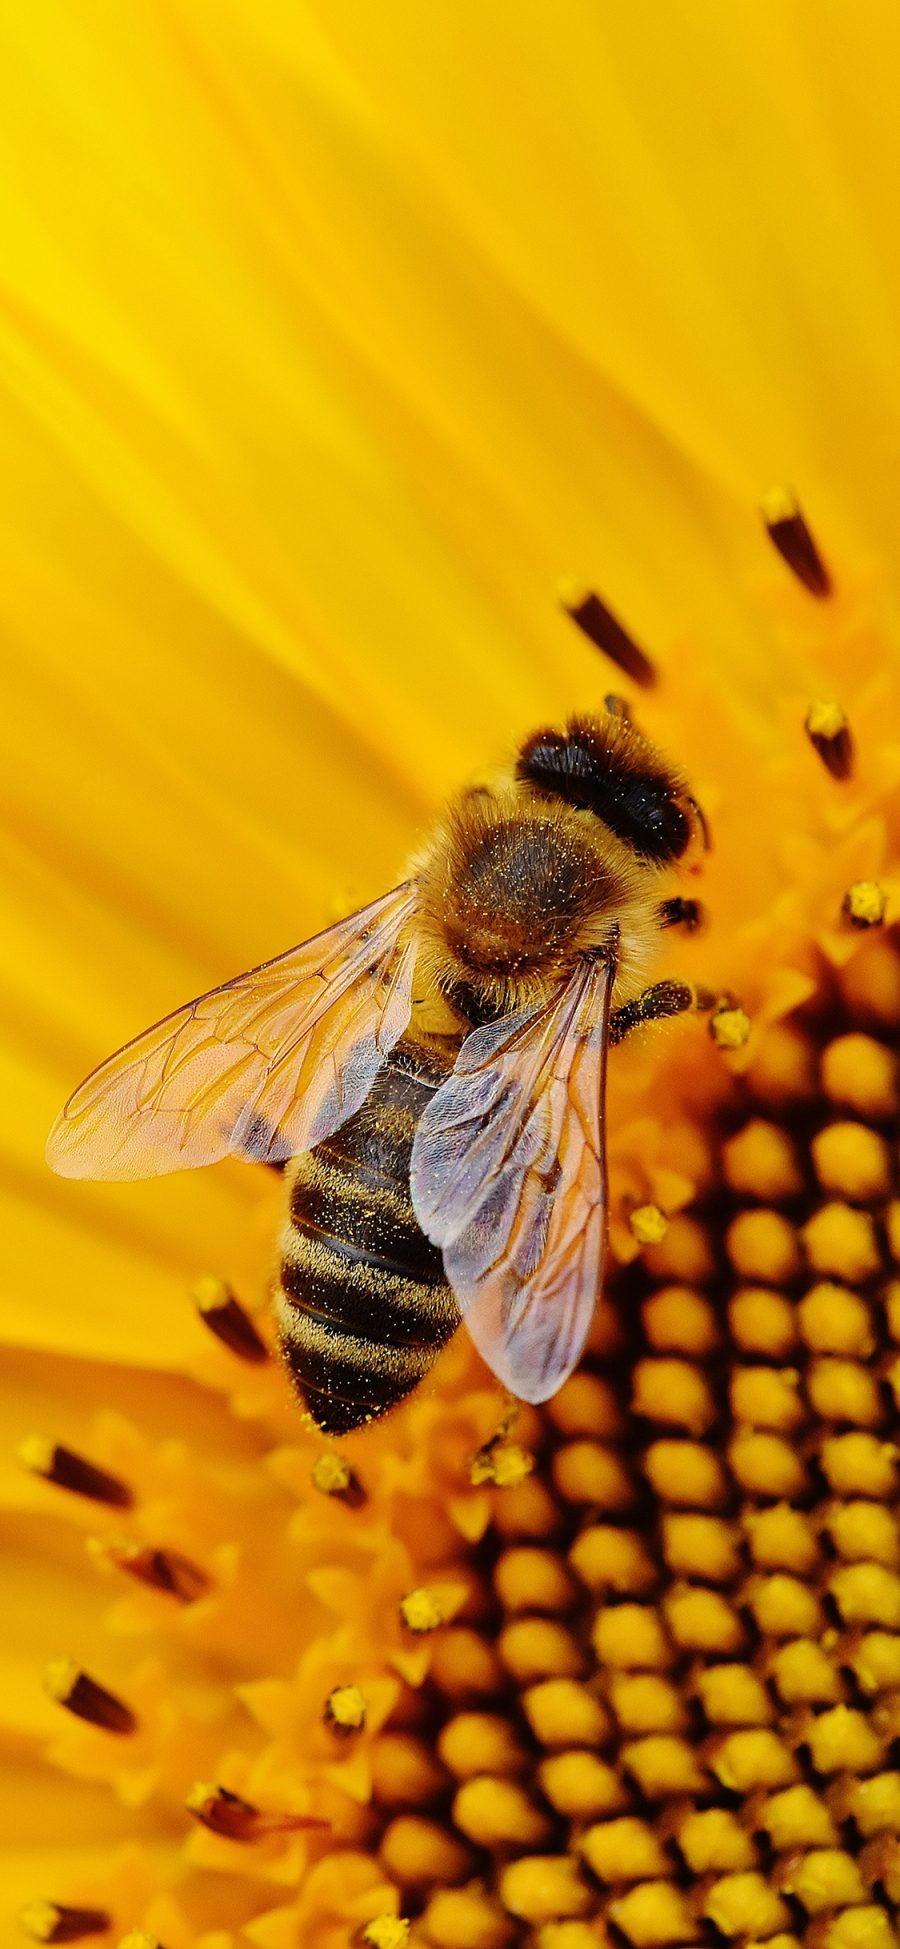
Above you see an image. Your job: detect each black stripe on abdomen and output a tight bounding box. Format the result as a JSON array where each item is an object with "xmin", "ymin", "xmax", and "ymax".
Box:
[{"xmin": 276, "ymin": 1045, "xmax": 459, "ymax": 1434}]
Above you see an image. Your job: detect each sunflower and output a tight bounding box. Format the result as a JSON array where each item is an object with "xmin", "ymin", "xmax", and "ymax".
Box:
[{"xmin": 5, "ymin": 5, "xmax": 900, "ymax": 1947}]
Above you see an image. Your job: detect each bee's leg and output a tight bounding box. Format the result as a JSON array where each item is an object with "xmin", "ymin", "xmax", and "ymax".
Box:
[
  {"xmin": 657, "ymin": 895, "xmax": 705, "ymax": 932},
  {"xmin": 609, "ymin": 979, "xmax": 716, "ymax": 1046}
]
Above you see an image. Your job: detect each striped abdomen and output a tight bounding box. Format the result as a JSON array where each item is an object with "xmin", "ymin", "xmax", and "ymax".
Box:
[{"xmin": 275, "ymin": 1041, "xmax": 460, "ymax": 1434}]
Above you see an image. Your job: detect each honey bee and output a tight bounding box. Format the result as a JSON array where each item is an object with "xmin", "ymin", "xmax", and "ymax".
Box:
[{"xmin": 47, "ymin": 711, "xmax": 709, "ymax": 1434}]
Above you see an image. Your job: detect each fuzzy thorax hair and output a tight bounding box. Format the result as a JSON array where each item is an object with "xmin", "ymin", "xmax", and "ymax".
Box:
[{"xmin": 409, "ymin": 786, "xmax": 660, "ymax": 1024}]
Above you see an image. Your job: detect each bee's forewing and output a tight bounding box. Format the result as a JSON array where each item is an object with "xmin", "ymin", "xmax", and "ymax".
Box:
[
  {"xmin": 410, "ymin": 956, "xmax": 611, "ymax": 1403},
  {"xmin": 47, "ymin": 885, "xmax": 418, "ymax": 1180}
]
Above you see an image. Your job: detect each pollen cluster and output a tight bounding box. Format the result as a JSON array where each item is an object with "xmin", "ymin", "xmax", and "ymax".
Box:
[{"xmin": 22, "ymin": 930, "xmax": 900, "ymax": 1948}]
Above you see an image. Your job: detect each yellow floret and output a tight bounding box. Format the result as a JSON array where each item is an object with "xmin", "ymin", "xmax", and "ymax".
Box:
[
  {"xmin": 777, "ymin": 1847, "xmax": 866, "ymax": 1912},
  {"xmin": 802, "ymin": 1202, "xmax": 881, "ymax": 1282},
  {"xmin": 521, "ymin": 1678, "xmax": 610, "ymax": 1748},
  {"xmin": 811, "ymin": 1120, "xmax": 890, "ymax": 1199},
  {"xmin": 729, "ymin": 1429, "xmax": 808, "ymax": 1498},
  {"xmin": 498, "ymin": 1617, "xmax": 586, "ymax": 1684},
  {"xmin": 726, "ymin": 1208, "xmax": 802, "ymax": 1283},
  {"xmin": 437, "ymin": 1712, "xmax": 529, "ymax": 1780},
  {"xmin": 620, "ymin": 1733, "xmax": 708, "ymax": 1797},
  {"xmin": 660, "ymin": 1512, "xmax": 741, "ymax": 1582},
  {"xmin": 607, "ymin": 1880, "xmax": 695, "ymax": 1947},
  {"xmin": 579, "ymin": 1815, "xmax": 670, "ymax": 1883},
  {"xmin": 723, "ymin": 1119, "xmax": 803, "ymax": 1200},
  {"xmin": 767, "ymin": 1638, "xmax": 841, "ymax": 1705},
  {"xmin": 820, "ymin": 1432, "xmax": 898, "ymax": 1498},
  {"xmin": 807, "ymin": 1355, "xmax": 883, "ymax": 1425},
  {"xmin": 798, "ymin": 1281, "xmax": 875, "ymax": 1355},
  {"xmin": 702, "ymin": 1872, "xmax": 790, "ymax": 1939},
  {"xmin": 821, "ymin": 1032, "xmax": 898, "ymax": 1118},
  {"xmin": 419, "ymin": 1888, "xmax": 514, "ymax": 1949},
  {"xmin": 824, "ymin": 1499, "xmax": 900, "ymax": 1567},
  {"xmin": 552, "ymin": 1440, "xmax": 635, "ymax": 1508},
  {"xmin": 498, "ymin": 1857, "xmax": 592, "ymax": 1923},
  {"xmin": 591, "ymin": 1604, "xmax": 673, "ymax": 1671},
  {"xmin": 452, "ymin": 1775, "xmax": 551, "ymax": 1848},
  {"xmin": 806, "ymin": 1703, "xmax": 885, "ymax": 1773},
  {"xmin": 631, "ymin": 1358, "xmax": 716, "ymax": 1434},
  {"xmin": 607, "ymin": 1673, "xmax": 686, "ymax": 1735},
  {"xmin": 743, "ymin": 1502, "xmax": 820, "ymax": 1572},
  {"xmin": 746, "ymin": 1572, "xmax": 824, "ymax": 1638},
  {"xmin": 641, "ymin": 1285, "xmax": 718, "ymax": 1354},
  {"xmin": 758, "ymin": 1783, "xmax": 839, "ymax": 1850},
  {"xmin": 569, "ymin": 1524, "xmax": 657, "ymax": 1594},
  {"xmin": 711, "ymin": 1729, "xmax": 799, "ymax": 1791},
  {"xmin": 729, "ymin": 1286, "xmax": 797, "ymax": 1355},
  {"xmin": 664, "ymin": 1583, "xmax": 745, "ymax": 1653},
  {"xmin": 538, "ymin": 1750, "xmax": 629, "ymax": 1819},
  {"xmin": 642, "ymin": 1438, "xmax": 728, "ymax": 1507},
  {"xmin": 494, "ymin": 1546, "xmax": 578, "ymax": 1613},
  {"xmin": 674, "ymin": 1806, "xmax": 757, "ymax": 1872},
  {"xmin": 379, "ymin": 1815, "xmax": 473, "ymax": 1887},
  {"xmin": 693, "ymin": 1663, "xmax": 773, "ymax": 1727},
  {"xmin": 730, "ymin": 1365, "xmax": 804, "ymax": 1432}
]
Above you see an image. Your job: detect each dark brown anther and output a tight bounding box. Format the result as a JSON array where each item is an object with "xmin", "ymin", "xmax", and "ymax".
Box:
[
  {"xmin": 559, "ymin": 584, "xmax": 657, "ymax": 687},
  {"xmin": 192, "ymin": 1276, "xmax": 268, "ymax": 1362},
  {"xmin": 604, "ymin": 692, "xmax": 632, "ymax": 719},
  {"xmin": 805, "ymin": 700, "xmax": 854, "ymax": 780},
  {"xmin": 43, "ymin": 1660, "xmax": 137, "ymax": 1735},
  {"xmin": 17, "ymin": 1435, "xmax": 133, "ymax": 1509},
  {"xmin": 658, "ymin": 896, "xmax": 704, "ymax": 932},
  {"xmin": 95, "ymin": 1538, "xmax": 210, "ymax": 1603},
  {"xmin": 310, "ymin": 1452, "xmax": 366, "ymax": 1507},
  {"xmin": 18, "ymin": 1904, "xmax": 110, "ymax": 1944},
  {"xmin": 186, "ymin": 1780, "xmax": 326, "ymax": 1840},
  {"xmin": 762, "ymin": 487, "xmax": 832, "ymax": 598}
]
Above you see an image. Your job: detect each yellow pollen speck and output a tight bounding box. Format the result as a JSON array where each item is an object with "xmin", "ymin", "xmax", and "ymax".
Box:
[
  {"xmin": 16, "ymin": 1434, "xmax": 56, "ymax": 1475},
  {"xmin": 806, "ymin": 697, "xmax": 848, "ymax": 740},
  {"xmin": 400, "ymin": 1586, "xmax": 446, "ymax": 1632},
  {"xmin": 844, "ymin": 879, "xmax": 887, "ymax": 927},
  {"xmin": 326, "ymin": 1683, "xmax": 366, "ymax": 1731},
  {"xmin": 43, "ymin": 1657, "xmax": 80, "ymax": 1703},
  {"xmin": 363, "ymin": 1919, "xmax": 410, "ymax": 1949},
  {"xmin": 191, "ymin": 1272, "xmax": 232, "ymax": 1312},
  {"xmin": 310, "ymin": 1451, "xmax": 353, "ymax": 1494},
  {"xmin": 629, "ymin": 1203, "xmax": 669, "ymax": 1245},
  {"xmin": 469, "ymin": 1440, "xmax": 534, "ymax": 1487},
  {"xmin": 18, "ymin": 1908, "xmax": 66, "ymax": 1944},
  {"xmin": 711, "ymin": 1003, "xmax": 751, "ymax": 1050}
]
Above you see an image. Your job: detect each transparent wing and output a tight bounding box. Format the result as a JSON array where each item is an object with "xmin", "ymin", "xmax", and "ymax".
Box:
[
  {"xmin": 47, "ymin": 884, "xmax": 418, "ymax": 1180},
  {"xmin": 410, "ymin": 956, "xmax": 611, "ymax": 1403}
]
